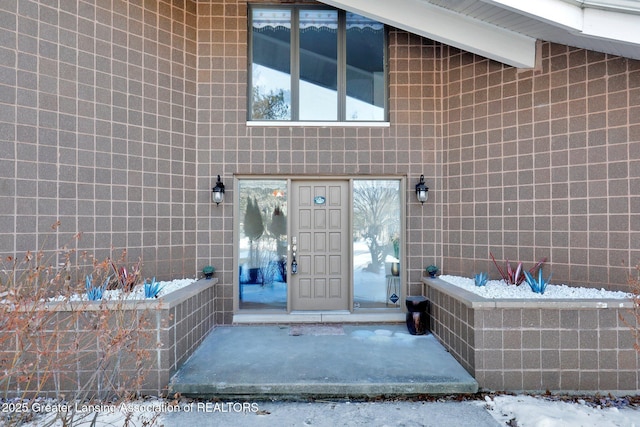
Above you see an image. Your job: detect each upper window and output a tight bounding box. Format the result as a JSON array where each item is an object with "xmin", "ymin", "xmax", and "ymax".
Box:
[{"xmin": 249, "ymin": 6, "xmax": 387, "ymax": 122}]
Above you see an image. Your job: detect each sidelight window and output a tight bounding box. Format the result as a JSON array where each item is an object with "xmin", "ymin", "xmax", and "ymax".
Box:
[{"xmin": 352, "ymin": 180, "xmax": 401, "ymax": 309}]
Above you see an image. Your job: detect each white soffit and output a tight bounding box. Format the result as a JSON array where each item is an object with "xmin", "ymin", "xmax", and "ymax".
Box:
[
  {"xmin": 473, "ymin": 0, "xmax": 640, "ymax": 59},
  {"xmin": 582, "ymin": 7, "xmax": 640, "ymax": 45},
  {"xmin": 321, "ymin": 0, "xmax": 640, "ymax": 66},
  {"xmin": 318, "ymin": 0, "xmax": 537, "ymax": 68},
  {"xmin": 479, "ymin": 0, "xmax": 584, "ymax": 30},
  {"xmin": 484, "ymin": 0, "xmax": 640, "ymax": 44}
]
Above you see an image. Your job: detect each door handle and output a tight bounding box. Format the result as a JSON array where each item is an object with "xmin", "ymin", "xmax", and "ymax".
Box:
[{"xmin": 291, "ymin": 236, "xmax": 297, "ymax": 275}]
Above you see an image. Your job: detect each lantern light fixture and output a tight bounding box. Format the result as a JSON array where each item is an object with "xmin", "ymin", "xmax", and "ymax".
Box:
[
  {"xmin": 415, "ymin": 174, "xmax": 429, "ymax": 204},
  {"xmin": 212, "ymin": 175, "xmax": 225, "ymax": 205}
]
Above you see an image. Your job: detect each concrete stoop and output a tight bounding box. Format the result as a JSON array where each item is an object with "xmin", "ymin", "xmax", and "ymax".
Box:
[{"xmin": 169, "ymin": 325, "xmax": 478, "ymax": 399}]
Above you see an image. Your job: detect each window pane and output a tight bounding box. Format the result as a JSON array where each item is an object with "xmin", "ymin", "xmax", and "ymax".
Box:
[
  {"xmin": 352, "ymin": 180, "xmax": 401, "ymax": 309},
  {"xmin": 238, "ymin": 180, "xmax": 288, "ymax": 310},
  {"xmin": 249, "ymin": 7, "xmax": 386, "ymax": 122},
  {"xmin": 251, "ymin": 9, "xmax": 292, "ymax": 120},
  {"xmin": 299, "ymin": 9, "xmax": 338, "ymax": 120},
  {"xmin": 346, "ymin": 13, "xmax": 385, "ymax": 121}
]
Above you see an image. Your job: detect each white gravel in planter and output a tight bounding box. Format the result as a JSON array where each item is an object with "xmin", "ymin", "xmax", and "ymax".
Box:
[
  {"xmin": 49, "ymin": 278, "xmax": 197, "ymax": 302},
  {"xmin": 438, "ymin": 275, "xmax": 631, "ymax": 299}
]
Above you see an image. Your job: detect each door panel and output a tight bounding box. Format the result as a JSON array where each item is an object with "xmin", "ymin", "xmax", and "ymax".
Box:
[{"xmin": 291, "ymin": 181, "xmax": 349, "ymax": 311}]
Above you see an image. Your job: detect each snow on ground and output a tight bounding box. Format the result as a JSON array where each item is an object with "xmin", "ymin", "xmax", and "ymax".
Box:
[
  {"xmin": 15, "ymin": 395, "xmax": 640, "ymax": 427},
  {"xmin": 482, "ymin": 394, "xmax": 640, "ymax": 427},
  {"xmin": 18, "ymin": 398, "xmax": 166, "ymax": 427},
  {"xmin": 439, "ymin": 275, "xmax": 631, "ymax": 299}
]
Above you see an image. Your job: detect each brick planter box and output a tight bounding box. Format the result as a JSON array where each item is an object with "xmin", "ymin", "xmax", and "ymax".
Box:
[
  {"xmin": 423, "ymin": 277, "xmax": 640, "ymax": 394},
  {"xmin": 1, "ymin": 278, "xmax": 216, "ymax": 398}
]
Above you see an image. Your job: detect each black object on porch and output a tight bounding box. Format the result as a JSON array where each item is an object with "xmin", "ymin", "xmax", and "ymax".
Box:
[{"xmin": 405, "ymin": 296, "xmax": 430, "ymax": 335}]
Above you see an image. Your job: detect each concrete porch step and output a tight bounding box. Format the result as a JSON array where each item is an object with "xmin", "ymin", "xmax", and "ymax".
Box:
[{"xmin": 169, "ymin": 324, "xmax": 478, "ymax": 399}]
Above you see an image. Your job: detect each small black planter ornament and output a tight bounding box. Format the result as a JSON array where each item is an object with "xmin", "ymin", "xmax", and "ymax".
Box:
[
  {"xmin": 426, "ymin": 265, "xmax": 438, "ymax": 278},
  {"xmin": 202, "ymin": 265, "xmax": 215, "ymax": 279},
  {"xmin": 405, "ymin": 296, "xmax": 430, "ymax": 335}
]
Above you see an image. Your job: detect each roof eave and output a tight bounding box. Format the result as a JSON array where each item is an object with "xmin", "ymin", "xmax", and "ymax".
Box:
[
  {"xmin": 319, "ymin": 0, "xmax": 537, "ymax": 68},
  {"xmin": 483, "ymin": 0, "xmax": 640, "ymax": 45}
]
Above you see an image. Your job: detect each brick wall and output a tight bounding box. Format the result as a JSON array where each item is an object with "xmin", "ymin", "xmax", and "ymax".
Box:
[
  {"xmin": 441, "ymin": 43, "xmax": 640, "ymax": 291},
  {"xmin": 195, "ymin": 2, "xmax": 442, "ymax": 323},
  {"xmin": 0, "ymin": 279, "xmax": 215, "ymax": 398},
  {"xmin": 1, "ymin": 0, "xmax": 199, "ymax": 280},
  {"xmin": 1, "ymin": 0, "xmax": 638, "ymax": 326},
  {"xmin": 426, "ymin": 278, "xmax": 640, "ymax": 393}
]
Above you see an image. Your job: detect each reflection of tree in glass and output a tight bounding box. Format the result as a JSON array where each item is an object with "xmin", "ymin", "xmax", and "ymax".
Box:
[
  {"xmin": 269, "ymin": 205, "xmax": 287, "ymax": 249},
  {"xmin": 268, "ymin": 204, "xmax": 288, "ymax": 282},
  {"xmin": 353, "ymin": 182, "xmax": 399, "ymax": 273},
  {"xmin": 244, "ymin": 197, "xmax": 264, "ymax": 266},
  {"xmin": 252, "ymin": 87, "xmax": 290, "ymax": 120}
]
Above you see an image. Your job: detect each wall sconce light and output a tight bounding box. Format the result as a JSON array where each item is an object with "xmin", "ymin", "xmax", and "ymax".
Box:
[
  {"xmin": 212, "ymin": 175, "xmax": 225, "ymax": 205},
  {"xmin": 415, "ymin": 175, "xmax": 429, "ymax": 204}
]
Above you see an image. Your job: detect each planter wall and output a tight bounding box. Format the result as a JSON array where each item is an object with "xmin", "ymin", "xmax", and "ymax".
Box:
[
  {"xmin": 1, "ymin": 279, "xmax": 216, "ymax": 398},
  {"xmin": 424, "ymin": 277, "xmax": 640, "ymax": 394}
]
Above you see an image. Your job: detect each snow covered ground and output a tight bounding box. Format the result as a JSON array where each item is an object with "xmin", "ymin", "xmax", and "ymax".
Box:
[
  {"xmin": 482, "ymin": 394, "xmax": 640, "ymax": 427},
  {"xmin": 15, "ymin": 394, "xmax": 640, "ymax": 426}
]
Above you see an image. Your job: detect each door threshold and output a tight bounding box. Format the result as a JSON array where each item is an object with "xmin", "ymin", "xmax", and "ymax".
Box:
[{"xmin": 233, "ymin": 312, "xmax": 405, "ymax": 324}]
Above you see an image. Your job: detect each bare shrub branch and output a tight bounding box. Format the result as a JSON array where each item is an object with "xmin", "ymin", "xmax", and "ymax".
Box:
[{"xmin": 0, "ymin": 227, "xmax": 158, "ymax": 426}]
